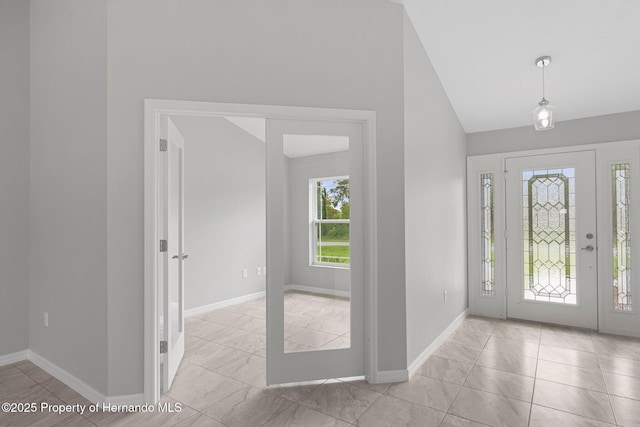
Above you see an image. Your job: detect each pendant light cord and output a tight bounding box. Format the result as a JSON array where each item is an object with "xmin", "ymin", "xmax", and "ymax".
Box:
[{"xmin": 541, "ymin": 64, "xmax": 546, "ymax": 100}]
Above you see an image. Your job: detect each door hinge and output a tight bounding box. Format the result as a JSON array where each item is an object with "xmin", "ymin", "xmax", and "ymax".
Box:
[
  {"xmin": 160, "ymin": 139, "xmax": 168, "ymax": 152},
  {"xmin": 160, "ymin": 239, "xmax": 168, "ymax": 252},
  {"xmin": 160, "ymin": 340, "xmax": 168, "ymax": 354}
]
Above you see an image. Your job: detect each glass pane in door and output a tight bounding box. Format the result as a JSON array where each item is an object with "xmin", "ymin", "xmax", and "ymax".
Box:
[
  {"xmin": 282, "ymin": 135, "xmax": 351, "ymax": 353},
  {"xmin": 522, "ymin": 168, "xmax": 577, "ymax": 304}
]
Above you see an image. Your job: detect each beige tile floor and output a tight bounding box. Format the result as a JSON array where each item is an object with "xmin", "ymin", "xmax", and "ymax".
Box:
[{"xmin": 2, "ymin": 293, "xmax": 640, "ymax": 426}]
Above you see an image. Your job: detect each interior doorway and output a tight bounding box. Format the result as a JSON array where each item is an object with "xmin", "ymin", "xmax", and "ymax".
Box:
[{"xmin": 143, "ymin": 100, "xmax": 377, "ymax": 403}]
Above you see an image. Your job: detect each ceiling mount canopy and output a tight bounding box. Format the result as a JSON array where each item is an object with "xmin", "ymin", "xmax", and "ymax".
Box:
[{"xmin": 532, "ymin": 55, "xmax": 557, "ymax": 131}]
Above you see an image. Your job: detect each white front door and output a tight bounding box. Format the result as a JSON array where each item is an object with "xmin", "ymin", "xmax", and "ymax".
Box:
[
  {"xmin": 505, "ymin": 151, "xmax": 598, "ymax": 329},
  {"xmin": 161, "ymin": 117, "xmax": 186, "ymax": 391},
  {"xmin": 266, "ymin": 119, "xmax": 365, "ymax": 384}
]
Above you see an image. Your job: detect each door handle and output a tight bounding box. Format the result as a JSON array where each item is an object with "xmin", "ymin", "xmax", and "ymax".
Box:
[
  {"xmin": 580, "ymin": 245, "xmax": 594, "ymax": 252},
  {"xmin": 171, "ymin": 254, "xmax": 189, "ymax": 260}
]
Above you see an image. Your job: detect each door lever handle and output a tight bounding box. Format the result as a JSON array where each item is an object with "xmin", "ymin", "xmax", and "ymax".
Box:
[
  {"xmin": 171, "ymin": 254, "xmax": 189, "ymax": 259},
  {"xmin": 580, "ymin": 245, "xmax": 594, "ymax": 252}
]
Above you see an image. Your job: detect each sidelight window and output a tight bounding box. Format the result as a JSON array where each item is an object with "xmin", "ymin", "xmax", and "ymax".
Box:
[
  {"xmin": 612, "ymin": 164, "xmax": 632, "ymax": 311},
  {"xmin": 480, "ymin": 173, "xmax": 495, "ymax": 296}
]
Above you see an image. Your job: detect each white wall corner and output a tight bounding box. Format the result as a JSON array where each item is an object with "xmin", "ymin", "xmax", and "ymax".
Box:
[
  {"xmin": 387, "ymin": 0, "xmax": 404, "ymax": 4},
  {"xmin": 407, "ymin": 308, "xmax": 469, "ymax": 377},
  {"xmin": 371, "ymin": 369, "xmax": 409, "ymax": 384},
  {"xmin": 0, "ymin": 350, "xmax": 29, "ymax": 367}
]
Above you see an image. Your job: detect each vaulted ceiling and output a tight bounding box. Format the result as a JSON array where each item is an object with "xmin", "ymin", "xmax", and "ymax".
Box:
[{"xmin": 403, "ymin": 0, "xmax": 640, "ymax": 133}]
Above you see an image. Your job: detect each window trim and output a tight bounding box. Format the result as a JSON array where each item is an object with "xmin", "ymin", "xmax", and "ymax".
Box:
[{"xmin": 309, "ymin": 175, "xmax": 350, "ymax": 268}]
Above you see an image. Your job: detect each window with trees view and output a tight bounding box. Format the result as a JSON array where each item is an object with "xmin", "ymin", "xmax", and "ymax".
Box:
[{"xmin": 311, "ymin": 177, "xmax": 350, "ymax": 266}]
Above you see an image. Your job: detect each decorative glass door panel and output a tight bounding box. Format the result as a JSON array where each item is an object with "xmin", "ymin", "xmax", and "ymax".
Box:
[
  {"xmin": 506, "ymin": 152, "xmax": 597, "ymax": 329},
  {"xmin": 523, "ymin": 168, "xmax": 576, "ymax": 304}
]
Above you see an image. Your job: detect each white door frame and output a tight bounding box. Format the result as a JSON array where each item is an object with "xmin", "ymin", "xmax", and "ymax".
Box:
[
  {"xmin": 467, "ymin": 139, "xmax": 640, "ymax": 337},
  {"xmin": 143, "ymin": 99, "xmax": 378, "ymax": 403}
]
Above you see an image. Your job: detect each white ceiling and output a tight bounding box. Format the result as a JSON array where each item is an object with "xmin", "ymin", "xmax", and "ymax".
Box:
[
  {"xmin": 283, "ymin": 135, "xmax": 349, "ymax": 158},
  {"xmin": 403, "ymin": 0, "xmax": 640, "ymax": 133},
  {"xmin": 171, "ymin": 116, "xmax": 349, "ymax": 159},
  {"xmin": 224, "ymin": 116, "xmax": 265, "ymax": 142}
]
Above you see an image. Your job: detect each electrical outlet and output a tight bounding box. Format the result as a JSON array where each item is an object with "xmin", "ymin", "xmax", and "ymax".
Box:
[
  {"xmin": 257, "ymin": 267, "xmax": 261, "ymax": 276},
  {"xmin": 443, "ymin": 290, "xmax": 448, "ymax": 303},
  {"xmin": 44, "ymin": 312, "xmax": 49, "ymax": 327},
  {"xmin": 242, "ymin": 268, "xmax": 248, "ymax": 278},
  {"xmin": 262, "ymin": 266, "xmax": 267, "ymax": 275}
]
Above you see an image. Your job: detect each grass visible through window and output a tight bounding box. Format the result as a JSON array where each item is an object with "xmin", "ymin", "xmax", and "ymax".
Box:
[{"xmin": 316, "ymin": 245, "xmax": 350, "ymax": 264}]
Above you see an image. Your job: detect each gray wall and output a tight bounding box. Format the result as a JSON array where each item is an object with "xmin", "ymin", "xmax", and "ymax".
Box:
[
  {"xmin": 467, "ymin": 110, "xmax": 640, "ymax": 155},
  {"xmin": 29, "ymin": 0, "xmax": 108, "ymax": 394},
  {"xmin": 0, "ymin": 0, "xmax": 29, "ymax": 357},
  {"xmin": 403, "ymin": 13, "xmax": 468, "ymax": 365},
  {"xmin": 288, "ymin": 152, "xmax": 350, "ymax": 293},
  {"xmin": 106, "ymin": 0, "xmax": 405, "ymax": 393},
  {"xmin": 172, "ymin": 117, "xmax": 266, "ymax": 311}
]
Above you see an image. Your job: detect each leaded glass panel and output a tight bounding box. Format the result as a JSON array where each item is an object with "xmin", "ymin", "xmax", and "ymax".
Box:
[
  {"xmin": 523, "ymin": 168, "xmax": 577, "ymax": 304},
  {"xmin": 480, "ymin": 173, "xmax": 495, "ymax": 296},
  {"xmin": 612, "ymin": 164, "xmax": 632, "ymax": 311}
]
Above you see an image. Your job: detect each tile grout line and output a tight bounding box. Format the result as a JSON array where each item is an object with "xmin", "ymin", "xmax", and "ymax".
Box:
[
  {"xmin": 291, "ymin": 381, "xmax": 381, "ymax": 425},
  {"xmin": 249, "ymin": 393, "xmax": 297, "ymax": 427},
  {"xmin": 527, "ymin": 324, "xmax": 542, "ymax": 427},
  {"xmin": 351, "ymin": 389, "xmax": 386, "ymax": 426},
  {"xmin": 530, "ymin": 402, "xmax": 619, "ymax": 426},
  {"xmin": 594, "ymin": 339, "xmax": 620, "ymax": 426},
  {"xmin": 531, "ymin": 377, "xmax": 612, "ymax": 396},
  {"xmin": 442, "ymin": 320, "xmax": 493, "ymax": 419}
]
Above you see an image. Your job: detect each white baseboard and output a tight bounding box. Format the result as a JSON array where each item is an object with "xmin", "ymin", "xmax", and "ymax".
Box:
[
  {"xmin": 1, "ymin": 349, "xmax": 143, "ymax": 404},
  {"xmin": 407, "ymin": 308, "xmax": 469, "ymax": 377},
  {"xmin": 0, "ymin": 350, "xmax": 29, "ymax": 367},
  {"xmin": 28, "ymin": 350, "xmax": 107, "ymax": 403},
  {"xmin": 285, "ymin": 284, "xmax": 350, "ymax": 299},
  {"xmin": 184, "ymin": 286, "xmax": 347, "ymax": 319},
  {"xmin": 184, "ymin": 291, "xmax": 266, "ymax": 318},
  {"xmin": 370, "ymin": 369, "xmax": 409, "ymax": 384}
]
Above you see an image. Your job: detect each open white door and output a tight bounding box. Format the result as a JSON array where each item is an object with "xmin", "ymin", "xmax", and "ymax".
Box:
[
  {"xmin": 266, "ymin": 118, "xmax": 365, "ymax": 385},
  {"xmin": 161, "ymin": 116, "xmax": 186, "ymax": 391}
]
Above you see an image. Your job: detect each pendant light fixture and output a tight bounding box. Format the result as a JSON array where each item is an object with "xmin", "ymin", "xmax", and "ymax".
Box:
[{"xmin": 532, "ymin": 56, "xmax": 556, "ymax": 131}]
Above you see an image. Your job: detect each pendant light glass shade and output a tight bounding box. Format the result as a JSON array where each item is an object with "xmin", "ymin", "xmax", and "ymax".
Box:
[
  {"xmin": 532, "ymin": 98, "xmax": 556, "ymax": 130},
  {"xmin": 533, "ymin": 56, "xmax": 556, "ymax": 131}
]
